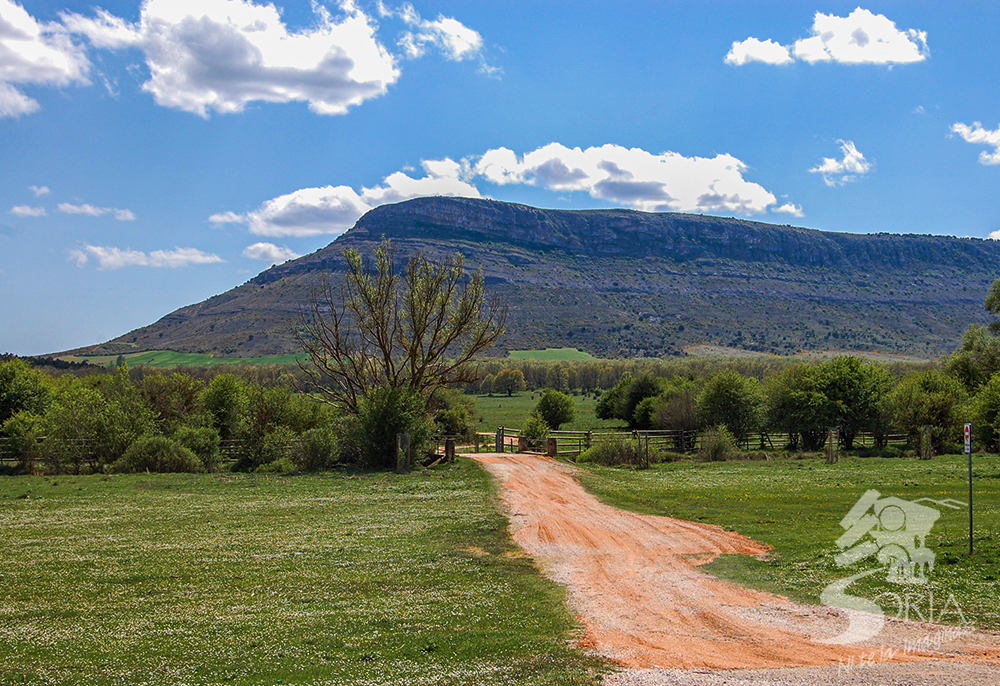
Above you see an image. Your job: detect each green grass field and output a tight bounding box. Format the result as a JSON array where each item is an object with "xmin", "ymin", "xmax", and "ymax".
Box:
[
  {"xmin": 507, "ymin": 349, "xmax": 597, "ymax": 361},
  {"xmin": 471, "ymin": 392, "xmax": 623, "ymax": 433},
  {"xmin": 575, "ymin": 454, "xmax": 1000, "ymax": 632},
  {"xmin": 0, "ymin": 461, "xmax": 603, "ymax": 685},
  {"xmin": 60, "ymin": 350, "xmax": 308, "ymax": 368}
]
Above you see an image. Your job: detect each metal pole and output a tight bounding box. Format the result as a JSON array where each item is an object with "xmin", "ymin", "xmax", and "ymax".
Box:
[{"xmin": 965, "ymin": 423, "xmax": 973, "ymax": 555}]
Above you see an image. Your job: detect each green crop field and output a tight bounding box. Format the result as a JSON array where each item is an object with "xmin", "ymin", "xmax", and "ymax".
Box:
[
  {"xmin": 0, "ymin": 461, "xmax": 603, "ymax": 685},
  {"xmin": 576, "ymin": 454, "xmax": 1000, "ymax": 632},
  {"xmin": 60, "ymin": 350, "xmax": 308, "ymax": 368},
  {"xmin": 471, "ymin": 392, "xmax": 623, "ymax": 433},
  {"xmin": 507, "ymin": 348, "xmax": 598, "ymax": 361}
]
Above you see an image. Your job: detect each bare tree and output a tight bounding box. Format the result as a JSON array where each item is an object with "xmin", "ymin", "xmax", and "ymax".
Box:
[{"xmin": 297, "ymin": 238, "xmax": 507, "ymax": 413}]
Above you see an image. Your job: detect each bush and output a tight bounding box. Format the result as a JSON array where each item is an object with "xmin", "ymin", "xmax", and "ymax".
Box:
[
  {"xmin": 577, "ymin": 436, "xmax": 643, "ymax": 467},
  {"xmin": 111, "ymin": 436, "xmax": 205, "ymax": 473},
  {"xmin": 255, "ymin": 456, "xmax": 296, "ymax": 474},
  {"xmin": 698, "ymin": 425, "xmax": 739, "ymax": 462},
  {"xmin": 235, "ymin": 425, "xmax": 296, "ymax": 472},
  {"xmin": 173, "ymin": 426, "xmax": 220, "ymax": 471},
  {"xmin": 340, "ymin": 386, "xmax": 432, "ymax": 470},
  {"xmin": 521, "ymin": 411, "xmax": 549, "ymax": 449},
  {"xmin": 1, "ymin": 410, "xmax": 42, "ymax": 474},
  {"xmin": 294, "ymin": 426, "xmax": 340, "ymax": 471},
  {"xmin": 534, "ymin": 389, "xmax": 575, "ymax": 430}
]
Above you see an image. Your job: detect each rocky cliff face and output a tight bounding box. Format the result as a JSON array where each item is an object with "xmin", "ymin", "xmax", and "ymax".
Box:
[{"xmin": 75, "ymin": 197, "xmax": 1000, "ymax": 359}]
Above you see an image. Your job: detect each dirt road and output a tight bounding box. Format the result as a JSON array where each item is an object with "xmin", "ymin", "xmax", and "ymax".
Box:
[{"xmin": 471, "ymin": 453, "xmax": 1000, "ymax": 679}]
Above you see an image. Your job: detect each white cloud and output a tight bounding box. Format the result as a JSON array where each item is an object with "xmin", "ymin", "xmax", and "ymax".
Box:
[
  {"xmin": 10, "ymin": 205, "xmax": 46, "ymax": 217},
  {"xmin": 69, "ymin": 245, "xmax": 224, "ymax": 269},
  {"xmin": 772, "ymin": 203, "xmax": 804, "ymax": 218},
  {"xmin": 62, "ymin": 0, "xmax": 401, "ymax": 118},
  {"xmin": 228, "ymin": 159, "xmax": 480, "ymax": 237},
  {"xmin": 57, "ymin": 202, "xmax": 136, "ymax": 219},
  {"xmin": 28, "ymin": 185, "xmax": 50, "ymax": 196},
  {"xmin": 243, "ymin": 185, "xmax": 372, "ymax": 237},
  {"xmin": 393, "ymin": 3, "xmax": 483, "ymax": 61},
  {"xmin": 242, "ymin": 242, "xmax": 299, "ymax": 262},
  {"xmin": 951, "ymin": 121, "xmax": 1000, "ymax": 165},
  {"xmin": 209, "ymin": 210, "xmax": 245, "ymax": 224},
  {"xmin": 728, "ymin": 8, "xmax": 928, "ymax": 67},
  {"xmin": 725, "ymin": 38, "xmax": 792, "ymax": 66},
  {"xmin": 473, "ymin": 143, "xmax": 777, "ymax": 214},
  {"xmin": 0, "ymin": 0, "xmax": 91, "ymax": 117},
  {"xmin": 809, "ymin": 140, "xmax": 872, "ymax": 186},
  {"xmin": 988, "ymin": 229, "xmax": 1000, "ymax": 241}
]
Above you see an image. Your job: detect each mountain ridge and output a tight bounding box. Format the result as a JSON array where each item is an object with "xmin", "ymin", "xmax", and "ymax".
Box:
[{"xmin": 66, "ymin": 197, "xmax": 999, "ymax": 359}]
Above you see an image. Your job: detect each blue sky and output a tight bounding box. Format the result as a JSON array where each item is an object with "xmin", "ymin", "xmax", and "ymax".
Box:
[{"xmin": 2, "ymin": 0, "xmax": 999, "ymax": 355}]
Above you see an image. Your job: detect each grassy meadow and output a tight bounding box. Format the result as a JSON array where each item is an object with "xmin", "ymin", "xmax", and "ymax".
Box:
[
  {"xmin": 0, "ymin": 460, "xmax": 603, "ymax": 685},
  {"xmin": 575, "ymin": 454, "xmax": 1000, "ymax": 632},
  {"xmin": 471, "ymin": 392, "xmax": 623, "ymax": 433}
]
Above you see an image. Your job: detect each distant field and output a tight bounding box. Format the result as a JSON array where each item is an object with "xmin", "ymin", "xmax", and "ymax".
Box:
[
  {"xmin": 0, "ymin": 462, "xmax": 602, "ymax": 685},
  {"xmin": 507, "ymin": 348, "xmax": 598, "ymax": 361},
  {"xmin": 60, "ymin": 350, "xmax": 307, "ymax": 368},
  {"xmin": 471, "ymin": 391, "xmax": 623, "ymax": 433}
]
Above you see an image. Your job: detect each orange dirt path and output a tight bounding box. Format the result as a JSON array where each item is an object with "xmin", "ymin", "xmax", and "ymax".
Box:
[{"xmin": 471, "ymin": 453, "xmax": 1000, "ymax": 670}]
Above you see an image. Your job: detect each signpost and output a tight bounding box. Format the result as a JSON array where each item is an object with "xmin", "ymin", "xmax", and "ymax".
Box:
[{"xmin": 965, "ymin": 423, "xmax": 973, "ymax": 554}]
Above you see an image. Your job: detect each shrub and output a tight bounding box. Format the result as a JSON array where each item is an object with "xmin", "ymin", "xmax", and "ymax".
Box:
[
  {"xmin": 255, "ymin": 456, "xmax": 296, "ymax": 474},
  {"xmin": 577, "ymin": 436, "xmax": 643, "ymax": 467},
  {"xmin": 235, "ymin": 425, "xmax": 296, "ymax": 472},
  {"xmin": 1, "ymin": 410, "xmax": 42, "ymax": 474},
  {"xmin": 173, "ymin": 426, "xmax": 220, "ymax": 471},
  {"xmin": 698, "ymin": 425, "xmax": 739, "ymax": 462},
  {"xmin": 294, "ymin": 426, "xmax": 340, "ymax": 471},
  {"xmin": 340, "ymin": 386, "xmax": 432, "ymax": 470},
  {"xmin": 534, "ymin": 389, "xmax": 575, "ymax": 430},
  {"xmin": 111, "ymin": 436, "xmax": 205, "ymax": 473},
  {"xmin": 521, "ymin": 411, "xmax": 550, "ymax": 449}
]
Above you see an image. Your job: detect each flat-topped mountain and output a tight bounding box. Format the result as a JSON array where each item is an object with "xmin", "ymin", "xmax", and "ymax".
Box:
[{"xmin": 70, "ymin": 197, "xmax": 1000, "ymax": 359}]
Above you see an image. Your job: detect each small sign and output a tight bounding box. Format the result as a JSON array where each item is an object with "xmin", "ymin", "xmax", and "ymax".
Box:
[{"xmin": 964, "ymin": 423, "xmax": 972, "ymax": 454}]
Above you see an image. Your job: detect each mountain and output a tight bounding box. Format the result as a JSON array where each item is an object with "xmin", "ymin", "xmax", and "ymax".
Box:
[{"xmin": 69, "ymin": 197, "xmax": 1000, "ymax": 359}]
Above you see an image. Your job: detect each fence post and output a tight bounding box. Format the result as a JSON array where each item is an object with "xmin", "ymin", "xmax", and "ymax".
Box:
[
  {"xmin": 548, "ymin": 437, "xmax": 558, "ymax": 458},
  {"xmin": 396, "ymin": 433, "xmax": 410, "ymax": 474},
  {"xmin": 517, "ymin": 435, "xmax": 528, "ymax": 453},
  {"xmin": 496, "ymin": 427, "xmax": 503, "ymax": 453},
  {"xmin": 445, "ymin": 438, "xmax": 455, "ymax": 462},
  {"xmin": 826, "ymin": 428, "xmax": 839, "ymax": 464},
  {"xmin": 585, "ymin": 431, "xmax": 592, "ymax": 450},
  {"xmin": 920, "ymin": 425, "xmax": 934, "ymax": 460}
]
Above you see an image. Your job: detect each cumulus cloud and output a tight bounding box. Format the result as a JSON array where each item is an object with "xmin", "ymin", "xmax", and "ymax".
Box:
[
  {"xmin": 226, "ymin": 158, "xmax": 480, "ymax": 237},
  {"xmin": 951, "ymin": 121, "xmax": 1000, "ymax": 165},
  {"xmin": 772, "ymin": 203, "xmax": 804, "ymax": 218},
  {"xmin": 724, "ymin": 38, "xmax": 791, "ymax": 66},
  {"xmin": 474, "ymin": 143, "xmax": 777, "ymax": 214},
  {"xmin": 28, "ymin": 185, "xmax": 50, "ymax": 196},
  {"xmin": 57, "ymin": 202, "xmax": 136, "ymax": 219},
  {"xmin": 727, "ymin": 8, "xmax": 928, "ymax": 66},
  {"xmin": 10, "ymin": 205, "xmax": 46, "ymax": 217},
  {"xmin": 0, "ymin": 0, "xmax": 90, "ymax": 117},
  {"xmin": 242, "ymin": 242, "xmax": 299, "ymax": 262},
  {"xmin": 62, "ymin": 0, "xmax": 400, "ymax": 117},
  {"xmin": 809, "ymin": 141, "xmax": 872, "ymax": 186},
  {"xmin": 69, "ymin": 245, "xmax": 224, "ymax": 269},
  {"xmin": 219, "ymin": 142, "xmax": 792, "ymax": 237}
]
